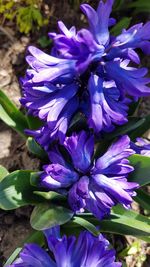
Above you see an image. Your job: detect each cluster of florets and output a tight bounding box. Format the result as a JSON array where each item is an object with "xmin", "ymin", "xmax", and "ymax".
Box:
[
  {"xmin": 12, "ymin": 1, "xmax": 150, "ymax": 266},
  {"xmin": 20, "ymin": 0, "xmax": 150, "ymax": 219},
  {"xmin": 8, "ymin": 227, "xmax": 121, "ymax": 267},
  {"xmin": 21, "ymin": 0, "xmax": 150, "ymax": 144}
]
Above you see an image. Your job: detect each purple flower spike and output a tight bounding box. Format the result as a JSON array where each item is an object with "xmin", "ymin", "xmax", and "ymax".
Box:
[
  {"xmin": 21, "ymin": 0, "xmax": 150, "ymax": 137},
  {"xmin": 40, "ymin": 131, "xmax": 138, "ymax": 219},
  {"xmin": 8, "ymin": 227, "xmax": 121, "ymax": 267},
  {"xmin": 131, "ymin": 137, "xmax": 150, "ymax": 156}
]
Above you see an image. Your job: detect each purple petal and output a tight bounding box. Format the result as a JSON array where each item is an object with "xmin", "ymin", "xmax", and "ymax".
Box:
[{"xmin": 64, "ymin": 131, "xmax": 94, "ymax": 172}]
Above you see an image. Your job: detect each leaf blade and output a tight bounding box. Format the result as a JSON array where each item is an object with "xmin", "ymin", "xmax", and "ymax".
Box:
[
  {"xmin": 129, "ymin": 154, "xmax": 150, "ymax": 186},
  {"xmin": 0, "ymin": 90, "xmax": 28, "ymax": 138},
  {"xmin": 0, "ymin": 170, "xmax": 42, "ymax": 210},
  {"xmin": 30, "ymin": 203, "xmax": 74, "ymax": 230}
]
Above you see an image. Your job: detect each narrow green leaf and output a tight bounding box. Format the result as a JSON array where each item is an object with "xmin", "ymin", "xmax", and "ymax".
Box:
[
  {"xmin": 68, "ymin": 205, "xmax": 150, "ymax": 238},
  {"xmin": 0, "ymin": 170, "xmax": 43, "ymax": 210},
  {"xmin": 0, "ymin": 165, "xmax": 8, "ymax": 182},
  {"xmin": 128, "ymin": 100, "xmax": 140, "ymax": 116},
  {"xmin": 129, "ymin": 114, "xmax": 150, "ymax": 140},
  {"xmin": 104, "ymin": 205, "xmax": 150, "ymax": 236},
  {"xmin": 134, "ymin": 189, "xmax": 150, "ymax": 211},
  {"xmin": 73, "ymin": 216, "xmax": 99, "ymax": 236},
  {"xmin": 104, "ymin": 117, "xmax": 145, "ymax": 140},
  {"xmin": 27, "ymin": 137, "xmax": 47, "ymax": 159},
  {"xmin": 4, "ymin": 248, "xmax": 22, "ymax": 266},
  {"xmin": 68, "ymin": 113, "xmax": 88, "ymax": 134},
  {"xmin": 129, "ymin": 154, "xmax": 150, "ymax": 186},
  {"xmin": 112, "ymin": 205, "xmax": 150, "ymax": 223},
  {"xmin": 4, "ymin": 231, "xmax": 44, "ymax": 266},
  {"xmin": 113, "ymin": 0, "xmax": 124, "ymax": 10},
  {"xmin": 111, "ymin": 17, "xmax": 131, "ymax": 36},
  {"xmin": 30, "ymin": 203, "xmax": 74, "ymax": 230},
  {"xmin": 26, "ymin": 115, "xmax": 43, "ymax": 130},
  {"xmin": 128, "ymin": 0, "xmax": 150, "ymax": 9},
  {"xmin": 0, "ymin": 90, "xmax": 28, "ymax": 138}
]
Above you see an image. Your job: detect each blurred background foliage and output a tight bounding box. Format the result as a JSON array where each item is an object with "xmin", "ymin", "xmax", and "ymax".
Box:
[{"xmin": 0, "ymin": 0, "xmax": 150, "ymax": 35}]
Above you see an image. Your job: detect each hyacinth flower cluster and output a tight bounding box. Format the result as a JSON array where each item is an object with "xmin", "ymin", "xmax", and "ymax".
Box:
[
  {"xmin": 40, "ymin": 132, "xmax": 138, "ymax": 219},
  {"xmin": 17, "ymin": 0, "xmax": 150, "ymax": 217},
  {"xmin": 11, "ymin": 1, "xmax": 150, "ymax": 265},
  {"xmin": 21, "ymin": 0, "xmax": 150, "ymax": 145},
  {"xmin": 19, "ymin": 0, "xmax": 150, "ymax": 219},
  {"xmin": 8, "ymin": 227, "xmax": 121, "ymax": 267}
]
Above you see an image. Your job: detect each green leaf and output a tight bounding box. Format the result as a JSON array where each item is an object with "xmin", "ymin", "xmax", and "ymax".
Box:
[
  {"xmin": 26, "ymin": 115, "xmax": 43, "ymax": 130},
  {"xmin": 0, "ymin": 90, "xmax": 28, "ymax": 138},
  {"xmin": 129, "ymin": 154, "xmax": 150, "ymax": 186},
  {"xmin": 111, "ymin": 17, "xmax": 131, "ymax": 36},
  {"xmin": 33, "ymin": 191, "xmax": 66, "ymax": 202},
  {"xmin": 30, "ymin": 203, "xmax": 74, "ymax": 230},
  {"xmin": 99, "ymin": 206, "xmax": 150, "ymax": 237},
  {"xmin": 27, "ymin": 137, "xmax": 47, "ymax": 159},
  {"xmin": 127, "ymin": 0, "xmax": 150, "ymax": 9},
  {"xmin": 104, "ymin": 117, "xmax": 145, "ymax": 140},
  {"xmin": 4, "ymin": 248, "xmax": 22, "ymax": 266},
  {"xmin": 38, "ymin": 36, "xmax": 51, "ymax": 48},
  {"xmin": 73, "ymin": 216, "xmax": 99, "ymax": 236},
  {"xmin": 104, "ymin": 205, "xmax": 150, "ymax": 237},
  {"xmin": 4, "ymin": 231, "xmax": 44, "ymax": 266},
  {"xmin": 113, "ymin": 0, "xmax": 124, "ymax": 10},
  {"xmin": 0, "ymin": 165, "xmax": 8, "ymax": 182},
  {"xmin": 128, "ymin": 100, "xmax": 140, "ymax": 116},
  {"xmin": 129, "ymin": 114, "xmax": 150, "ymax": 140},
  {"xmin": 68, "ymin": 205, "xmax": 150, "ymax": 238},
  {"xmin": 68, "ymin": 113, "xmax": 88, "ymax": 134},
  {"xmin": 0, "ymin": 170, "xmax": 43, "ymax": 210},
  {"xmin": 134, "ymin": 189, "xmax": 150, "ymax": 211}
]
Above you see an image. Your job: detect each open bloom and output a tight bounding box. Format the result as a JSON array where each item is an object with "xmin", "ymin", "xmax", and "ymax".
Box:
[
  {"xmin": 8, "ymin": 227, "xmax": 121, "ymax": 267},
  {"xmin": 40, "ymin": 131, "xmax": 138, "ymax": 219},
  {"xmin": 131, "ymin": 137, "xmax": 150, "ymax": 156},
  {"xmin": 21, "ymin": 0, "xmax": 150, "ymax": 139},
  {"xmin": 87, "ymin": 75, "xmax": 130, "ymax": 133}
]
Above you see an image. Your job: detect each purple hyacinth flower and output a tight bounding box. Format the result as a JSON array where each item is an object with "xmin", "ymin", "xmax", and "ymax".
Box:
[
  {"xmin": 87, "ymin": 74, "xmax": 130, "ymax": 133},
  {"xmin": 81, "ymin": 0, "xmax": 114, "ymax": 45},
  {"xmin": 49, "ymin": 21, "xmax": 105, "ymax": 73},
  {"xmin": 21, "ymin": 0, "xmax": 150, "ymax": 136},
  {"xmin": 131, "ymin": 137, "xmax": 150, "ymax": 156},
  {"xmin": 41, "ymin": 131, "xmax": 138, "ymax": 219},
  {"xmin": 21, "ymin": 77, "xmax": 78, "ymax": 128},
  {"xmin": 26, "ymin": 95, "xmax": 79, "ymax": 146},
  {"xmin": 26, "ymin": 46, "xmax": 76, "ymax": 83},
  {"xmin": 105, "ymin": 60, "xmax": 150, "ymax": 97},
  {"xmin": 41, "ymin": 162, "xmax": 79, "ymax": 190},
  {"xmin": 113, "ymin": 22, "xmax": 150, "ymax": 54},
  {"xmin": 64, "ymin": 131, "xmax": 94, "ymax": 173},
  {"xmin": 8, "ymin": 227, "xmax": 121, "ymax": 267}
]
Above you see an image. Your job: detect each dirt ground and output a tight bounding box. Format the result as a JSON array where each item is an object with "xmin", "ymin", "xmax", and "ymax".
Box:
[{"xmin": 0, "ymin": 1, "xmax": 150, "ymax": 266}]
